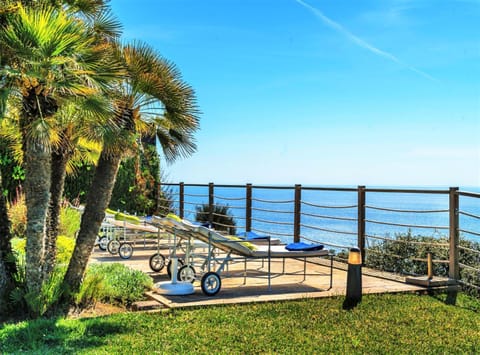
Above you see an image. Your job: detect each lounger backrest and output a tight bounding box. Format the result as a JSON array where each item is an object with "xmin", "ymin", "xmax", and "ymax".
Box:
[{"xmin": 195, "ymin": 226, "xmax": 256, "ymax": 256}]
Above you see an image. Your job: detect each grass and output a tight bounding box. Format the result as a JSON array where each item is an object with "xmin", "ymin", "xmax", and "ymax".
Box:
[{"xmin": 1, "ymin": 293, "xmax": 479, "ymax": 354}]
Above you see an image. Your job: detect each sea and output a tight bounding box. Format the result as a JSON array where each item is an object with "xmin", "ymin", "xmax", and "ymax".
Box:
[{"xmin": 165, "ymin": 184, "xmax": 480, "ymax": 250}]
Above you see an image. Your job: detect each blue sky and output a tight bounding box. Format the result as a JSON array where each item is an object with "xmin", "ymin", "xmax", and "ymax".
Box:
[{"xmin": 110, "ymin": 0, "xmax": 479, "ymax": 187}]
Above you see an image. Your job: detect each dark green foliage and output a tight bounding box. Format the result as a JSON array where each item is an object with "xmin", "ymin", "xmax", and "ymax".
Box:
[
  {"xmin": 63, "ymin": 162, "xmax": 95, "ymax": 205},
  {"xmin": 0, "ymin": 142, "xmax": 23, "ymax": 200},
  {"xmin": 365, "ymin": 231, "xmax": 480, "ymax": 296},
  {"xmin": 195, "ymin": 203, "xmax": 236, "ymax": 235},
  {"xmin": 64, "ymin": 143, "xmax": 173, "ymax": 216}
]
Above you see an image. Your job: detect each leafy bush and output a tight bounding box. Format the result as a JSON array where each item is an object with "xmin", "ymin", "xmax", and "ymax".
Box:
[
  {"xmin": 9, "ymin": 238, "xmax": 71, "ymax": 317},
  {"xmin": 365, "ymin": 231, "xmax": 480, "ymax": 296},
  {"xmin": 58, "ymin": 206, "xmax": 81, "ymax": 239},
  {"xmin": 195, "ymin": 204, "xmax": 237, "ymax": 235},
  {"xmin": 76, "ymin": 263, "xmax": 153, "ymax": 307},
  {"xmin": 55, "ymin": 236, "xmax": 75, "ymax": 265},
  {"xmin": 7, "ymin": 193, "xmax": 26, "ymax": 238}
]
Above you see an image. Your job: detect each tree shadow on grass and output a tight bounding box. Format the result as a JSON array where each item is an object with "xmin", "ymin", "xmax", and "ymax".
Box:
[
  {"xmin": 429, "ymin": 291, "xmax": 480, "ymax": 313},
  {"xmin": 0, "ymin": 315, "xmax": 130, "ymax": 353}
]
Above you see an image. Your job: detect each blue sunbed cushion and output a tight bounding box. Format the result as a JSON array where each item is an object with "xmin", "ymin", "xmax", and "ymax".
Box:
[
  {"xmin": 285, "ymin": 242, "xmax": 324, "ymax": 251},
  {"xmin": 237, "ymin": 231, "xmax": 268, "ymax": 240}
]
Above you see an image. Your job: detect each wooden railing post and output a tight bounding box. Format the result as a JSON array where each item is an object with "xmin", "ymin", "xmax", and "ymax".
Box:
[
  {"xmin": 358, "ymin": 185, "xmax": 366, "ymax": 264},
  {"xmin": 449, "ymin": 187, "xmax": 460, "ymax": 280},
  {"xmin": 208, "ymin": 182, "xmax": 214, "ymax": 226},
  {"xmin": 294, "ymin": 184, "xmax": 302, "ymax": 243},
  {"xmin": 246, "ymin": 183, "xmax": 252, "ymax": 232},
  {"xmin": 179, "ymin": 182, "xmax": 184, "ymax": 219}
]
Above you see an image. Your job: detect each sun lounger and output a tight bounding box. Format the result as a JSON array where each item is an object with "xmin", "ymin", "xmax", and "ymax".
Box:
[{"xmin": 150, "ymin": 215, "xmax": 334, "ymax": 296}]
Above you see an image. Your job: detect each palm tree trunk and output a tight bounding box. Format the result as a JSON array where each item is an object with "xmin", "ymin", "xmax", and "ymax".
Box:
[
  {"xmin": 23, "ymin": 139, "xmax": 51, "ymax": 297},
  {"xmin": 62, "ymin": 150, "xmax": 122, "ymax": 296},
  {"xmin": 43, "ymin": 149, "xmax": 70, "ymax": 279}
]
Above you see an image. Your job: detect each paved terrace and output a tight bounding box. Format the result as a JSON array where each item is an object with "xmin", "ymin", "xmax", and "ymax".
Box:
[{"xmin": 89, "ymin": 241, "xmax": 429, "ymax": 309}]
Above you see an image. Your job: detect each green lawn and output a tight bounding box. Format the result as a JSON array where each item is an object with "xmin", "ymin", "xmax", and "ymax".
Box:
[{"xmin": 1, "ymin": 293, "xmax": 479, "ymax": 354}]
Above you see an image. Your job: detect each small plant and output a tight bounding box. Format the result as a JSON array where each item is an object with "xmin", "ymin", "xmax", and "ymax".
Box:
[
  {"xmin": 58, "ymin": 205, "xmax": 81, "ymax": 239},
  {"xmin": 7, "ymin": 192, "xmax": 26, "ymax": 238},
  {"xmin": 75, "ymin": 263, "xmax": 153, "ymax": 307},
  {"xmin": 195, "ymin": 204, "xmax": 237, "ymax": 235}
]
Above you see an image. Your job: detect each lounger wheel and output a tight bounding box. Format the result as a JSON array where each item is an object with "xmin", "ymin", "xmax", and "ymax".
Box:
[
  {"xmin": 107, "ymin": 240, "xmax": 120, "ymax": 254},
  {"xmin": 167, "ymin": 259, "xmax": 185, "ymax": 279},
  {"xmin": 201, "ymin": 272, "xmax": 221, "ymax": 296},
  {"xmin": 178, "ymin": 265, "xmax": 196, "ymax": 283},
  {"xmin": 98, "ymin": 236, "xmax": 108, "ymax": 251},
  {"xmin": 149, "ymin": 253, "xmax": 166, "ymax": 272},
  {"xmin": 118, "ymin": 242, "xmax": 133, "ymax": 259}
]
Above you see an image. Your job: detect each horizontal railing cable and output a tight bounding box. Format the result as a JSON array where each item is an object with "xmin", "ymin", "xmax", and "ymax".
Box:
[
  {"xmin": 214, "ymin": 195, "xmax": 246, "ymax": 201},
  {"xmin": 459, "ymin": 210, "xmax": 480, "ymax": 220},
  {"xmin": 183, "ymin": 192, "xmax": 208, "ymax": 198},
  {"xmin": 300, "ymin": 211, "xmax": 357, "ymax": 222},
  {"xmin": 459, "ymin": 263, "xmax": 480, "ymax": 272},
  {"xmin": 366, "ymin": 205, "xmax": 448, "ymax": 213},
  {"xmin": 210, "ymin": 202, "xmax": 243, "ymax": 209},
  {"xmin": 251, "ymin": 217, "xmax": 294, "ymax": 226},
  {"xmin": 301, "ymin": 235, "xmax": 351, "ymax": 249},
  {"xmin": 365, "ymin": 234, "xmax": 450, "ymax": 247},
  {"xmin": 459, "ymin": 245, "xmax": 480, "ymax": 254},
  {"xmin": 251, "ymin": 206, "xmax": 293, "ymax": 214},
  {"xmin": 251, "ymin": 227, "xmax": 293, "ymax": 237},
  {"xmin": 458, "ymin": 279, "xmax": 480, "ymax": 290},
  {"xmin": 184, "ymin": 201, "xmax": 201, "ymax": 206},
  {"xmin": 251, "ymin": 197, "xmax": 294, "ymax": 204},
  {"xmin": 458, "ymin": 229, "xmax": 480, "ymax": 237},
  {"xmin": 365, "ymin": 219, "xmax": 449, "ymax": 230},
  {"xmin": 212, "ymin": 221, "xmax": 241, "ymax": 229},
  {"xmin": 301, "ymin": 223, "xmax": 357, "ymax": 235},
  {"xmin": 366, "ymin": 248, "xmax": 449, "ymax": 264},
  {"xmin": 301, "ymin": 200, "xmax": 357, "ymax": 209}
]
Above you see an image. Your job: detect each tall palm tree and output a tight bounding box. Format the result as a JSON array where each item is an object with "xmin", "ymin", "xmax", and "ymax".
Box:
[
  {"xmin": 43, "ymin": 97, "xmax": 111, "ymax": 277},
  {"xmin": 0, "ymin": 3, "xmax": 122, "ymax": 302},
  {"xmin": 63, "ymin": 42, "xmax": 200, "ymax": 296}
]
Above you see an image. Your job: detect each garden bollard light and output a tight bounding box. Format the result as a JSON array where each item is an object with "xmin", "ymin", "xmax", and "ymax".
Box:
[{"xmin": 343, "ymin": 247, "xmax": 362, "ymax": 310}]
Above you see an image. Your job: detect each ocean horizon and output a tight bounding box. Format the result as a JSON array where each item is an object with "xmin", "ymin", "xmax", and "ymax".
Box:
[{"xmin": 164, "ymin": 183, "xmax": 480, "ymax": 248}]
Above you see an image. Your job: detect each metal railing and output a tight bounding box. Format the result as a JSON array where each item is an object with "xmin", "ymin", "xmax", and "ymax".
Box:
[{"xmin": 158, "ymin": 182, "xmax": 479, "ymax": 292}]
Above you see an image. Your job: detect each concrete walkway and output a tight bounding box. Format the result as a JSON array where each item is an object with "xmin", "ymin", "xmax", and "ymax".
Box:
[{"xmin": 89, "ymin": 241, "xmax": 427, "ymax": 309}]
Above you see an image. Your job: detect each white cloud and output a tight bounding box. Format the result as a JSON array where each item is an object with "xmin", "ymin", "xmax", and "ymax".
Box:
[{"xmin": 294, "ymin": 0, "xmax": 439, "ymax": 83}]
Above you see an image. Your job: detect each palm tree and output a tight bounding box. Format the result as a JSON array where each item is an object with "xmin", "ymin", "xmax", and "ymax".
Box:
[
  {"xmin": 0, "ymin": 3, "xmax": 122, "ymax": 303},
  {"xmin": 43, "ymin": 97, "xmax": 111, "ymax": 277},
  {"xmin": 63, "ymin": 41, "xmax": 200, "ymax": 296}
]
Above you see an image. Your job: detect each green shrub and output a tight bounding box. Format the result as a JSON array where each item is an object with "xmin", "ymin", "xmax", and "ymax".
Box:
[
  {"xmin": 365, "ymin": 231, "xmax": 480, "ymax": 296},
  {"xmin": 195, "ymin": 204, "xmax": 237, "ymax": 235},
  {"xmin": 7, "ymin": 193, "xmax": 26, "ymax": 238},
  {"xmin": 76, "ymin": 263, "xmax": 153, "ymax": 307},
  {"xmin": 55, "ymin": 236, "xmax": 75, "ymax": 265},
  {"xmin": 58, "ymin": 206, "xmax": 81, "ymax": 239}
]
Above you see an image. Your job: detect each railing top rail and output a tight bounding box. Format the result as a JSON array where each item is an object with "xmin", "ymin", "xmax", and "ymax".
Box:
[
  {"xmin": 301, "ymin": 186, "xmax": 357, "ymax": 192},
  {"xmin": 365, "ymin": 187, "xmax": 449, "ymax": 194},
  {"xmin": 160, "ymin": 183, "xmax": 473, "ymax": 195}
]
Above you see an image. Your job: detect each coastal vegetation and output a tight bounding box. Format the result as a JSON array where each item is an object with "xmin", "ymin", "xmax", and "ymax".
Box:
[{"xmin": 366, "ymin": 232, "xmax": 480, "ymax": 296}]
